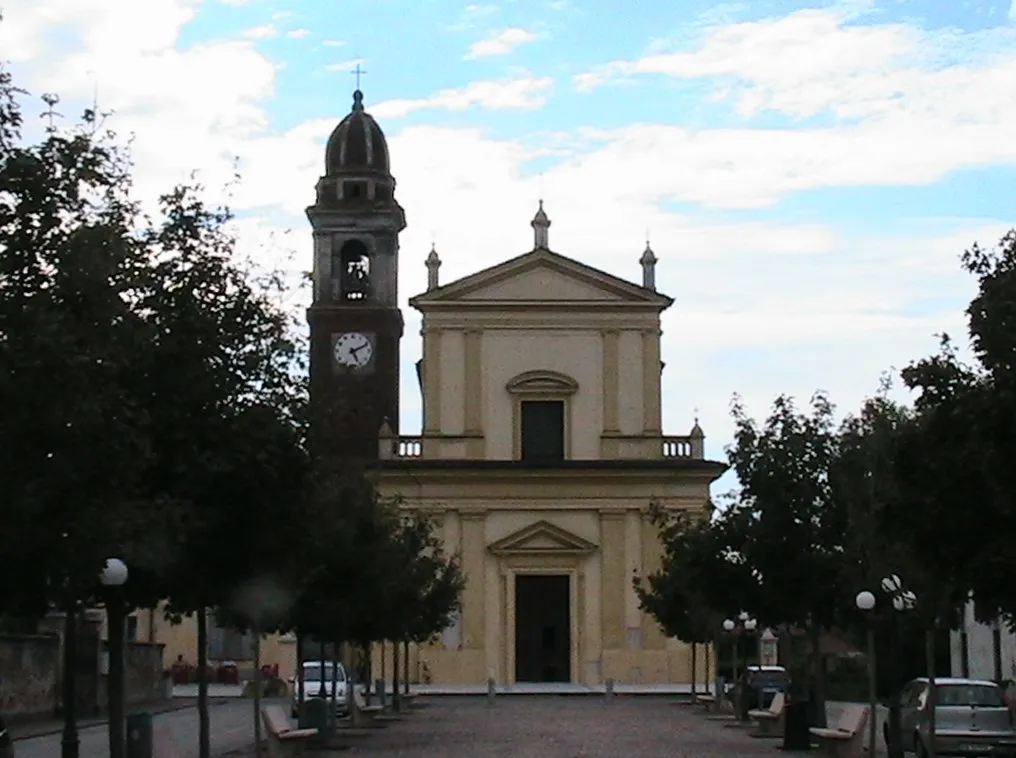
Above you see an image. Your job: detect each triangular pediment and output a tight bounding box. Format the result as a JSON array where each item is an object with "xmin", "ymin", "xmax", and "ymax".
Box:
[
  {"xmin": 487, "ymin": 520, "xmax": 599, "ymax": 556},
  {"xmin": 409, "ymin": 249, "xmax": 672, "ymax": 309}
]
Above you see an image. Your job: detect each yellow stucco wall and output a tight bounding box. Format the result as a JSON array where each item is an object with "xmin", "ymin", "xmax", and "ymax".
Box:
[
  {"xmin": 376, "ymin": 247, "xmax": 722, "ymax": 687},
  {"xmin": 137, "ymin": 606, "xmax": 297, "ymax": 682}
]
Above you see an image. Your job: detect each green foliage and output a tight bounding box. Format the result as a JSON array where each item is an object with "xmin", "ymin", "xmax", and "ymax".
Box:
[
  {"xmin": 724, "ymin": 392, "xmax": 848, "ymax": 630},
  {"xmin": 900, "ymin": 231, "xmax": 1016, "ymax": 625},
  {"xmin": 635, "ymin": 503, "xmax": 754, "ymax": 643},
  {"xmin": 0, "ymin": 62, "xmax": 307, "ymax": 630},
  {"xmin": 286, "ymin": 476, "xmax": 464, "ymax": 652},
  {"xmin": 0, "ymin": 65, "xmax": 175, "ymax": 614}
]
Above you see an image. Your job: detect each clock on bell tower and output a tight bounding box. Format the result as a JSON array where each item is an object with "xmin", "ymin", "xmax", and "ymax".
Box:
[{"xmin": 306, "ymin": 88, "xmax": 405, "ymax": 462}]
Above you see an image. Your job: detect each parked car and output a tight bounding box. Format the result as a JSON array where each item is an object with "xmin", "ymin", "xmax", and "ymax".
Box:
[
  {"xmin": 290, "ymin": 661, "xmax": 349, "ymax": 718},
  {"xmin": 738, "ymin": 665, "xmax": 789, "ymax": 710},
  {"xmin": 0, "ymin": 714, "xmax": 13, "ymax": 758},
  {"xmin": 891, "ymin": 677, "xmax": 1016, "ymax": 757}
]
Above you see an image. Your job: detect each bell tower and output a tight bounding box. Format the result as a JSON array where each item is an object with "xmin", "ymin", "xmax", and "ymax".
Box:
[{"xmin": 307, "ymin": 89, "xmax": 405, "ymax": 462}]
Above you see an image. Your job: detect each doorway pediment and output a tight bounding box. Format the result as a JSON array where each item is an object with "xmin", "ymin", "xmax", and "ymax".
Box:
[{"xmin": 488, "ymin": 520, "xmax": 598, "ymax": 556}]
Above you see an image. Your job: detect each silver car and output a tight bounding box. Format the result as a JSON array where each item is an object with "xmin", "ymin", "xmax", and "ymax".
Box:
[
  {"xmin": 290, "ymin": 661, "xmax": 349, "ymax": 718},
  {"xmin": 893, "ymin": 677, "xmax": 1016, "ymax": 757}
]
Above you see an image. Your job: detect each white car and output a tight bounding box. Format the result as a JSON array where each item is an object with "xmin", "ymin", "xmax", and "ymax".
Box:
[
  {"xmin": 291, "ymin": 661, "xmax": 349, "ymax": 718},
  {"xmin": 894, "ymin": 677, "xmax": 1016, "ymax": 757}
]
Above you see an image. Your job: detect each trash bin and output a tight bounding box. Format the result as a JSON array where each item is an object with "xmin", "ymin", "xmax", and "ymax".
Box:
[
  {"xmin": 126, "ymin": 712, "xmax": 153, "ymax": 758},
  {"xmin": 299, "ymin": 697, "xmax": 330, "ymax": 737},
  {"xmin": 782, "ymin": 699, "xmax": 811, "ymax": 751}
]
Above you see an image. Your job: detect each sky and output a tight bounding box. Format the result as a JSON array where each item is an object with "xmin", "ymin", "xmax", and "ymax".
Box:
[{"xmin": 2, "ymin": 0, "xmax": 1015, "ymax": 493}]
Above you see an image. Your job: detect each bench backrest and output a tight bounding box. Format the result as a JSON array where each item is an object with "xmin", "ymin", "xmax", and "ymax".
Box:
[
  {"xmin": 835, "ymin": 704, "xmax": 867, "ymax": 735},
  {"xmin": 769, "ymin": 691, "xmax": 785, "ymax": 715},
  {"xmin": 261, "ymin": 705, "xmax": 292, "ymax": 736}
]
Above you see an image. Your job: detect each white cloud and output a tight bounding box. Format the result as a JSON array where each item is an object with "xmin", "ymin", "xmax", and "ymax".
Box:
[
  {"xmin": 573, "ymin": 5, "xmax": 1016, "ymax": 128},
  {"xmin": 241, "ymin": 24, "xmax": 277, "ymax": 39},
  {"xmin": 286, "ymin": 28, "xmax": 311, "ymax": 40},
  {"xmin": 325, "ymin": 57, "xmax": 365, "ymax": 72},
  {"xmin": 447, "ymin": 4, "xmax": 499, "ymax": 32},
  {"xmin": 368, "ymin": 76, "xmax": 553, "ymax": 119},
  {"xmin": 322, "ymin": 39, "xmax": 345, "ymax": 47},
  {"xmin": 464, "ymin": 27, "xmax": 537, "ymax": 59},
  {"xmin": 1009, "ymin": 0, "xmax": 1016, "ymax": 21},
  {"xmin": 5, "ymin": 0, "xmax": 1012, "ymax": 467}
]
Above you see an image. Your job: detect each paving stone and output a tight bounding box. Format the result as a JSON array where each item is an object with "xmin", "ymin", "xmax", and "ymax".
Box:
[{"xmin": 323, "ymin": 696, "xmax": 792, "ymax": 757}]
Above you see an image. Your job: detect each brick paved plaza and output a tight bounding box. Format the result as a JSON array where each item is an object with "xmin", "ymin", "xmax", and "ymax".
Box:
[{"xmin": 336, "ymin": 696, "xmax": 788, "ymax": 758}]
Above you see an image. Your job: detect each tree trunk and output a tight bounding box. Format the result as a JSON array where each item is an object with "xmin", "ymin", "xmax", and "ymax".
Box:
[
  {"xmin": 403, "ymin": 640, "xmax": 410, "ymax": 695},
  {"xmin": 925, "ymin": 626, "xmax": 938, "ymax": 758},
  {"xmin": 252, "ymin": 620, "xmax": 262, "ymax": 758},
  {"xmin": 810, "ymin": 624, "xmax": 828, "ymax": 728},
  {"xmin": 329, "ymin": 648, "xmax": 340, "ymax": 730},
  {"xmin": 60, "ymin": 598, "xmax": 79, "ymax": 758},
  {"xmin": 392, "ymin": 639, "xmax": 401, "ymax": 712},
  {"xmin": 343, "ymin": 641, "xmax": 365, "ymax": 728},
  {"xmin": 886, "ymin": 614, "xmax": 904, "ymax": 758},
  {"xmin": 106, "ymin": 593, "xmax": 126, "ymax": 758},
  {"xmin": 295, "ymin": 634, "xmax": 304, "ymax": 718},
  {"xmin": 705, "ymin": 639, "xmax": 712, "ymax": 695},
  {"xmin": 691, "ymin": 642, "xmax": 698, "ymax": 697},
  {"xmin": 197, "ymin": 609, "xmax": 210, "ymax": 758}
]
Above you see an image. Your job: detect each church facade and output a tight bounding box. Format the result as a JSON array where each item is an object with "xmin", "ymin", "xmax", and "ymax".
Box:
[{"xmin": 308, "ymin": 90, "xmax": 726, "ymax": 687}]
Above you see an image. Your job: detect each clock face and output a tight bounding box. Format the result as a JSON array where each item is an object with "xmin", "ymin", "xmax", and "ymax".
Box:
[{"xmin": 333, "ymin": 332, "xmax": 374, "ymax": 369}]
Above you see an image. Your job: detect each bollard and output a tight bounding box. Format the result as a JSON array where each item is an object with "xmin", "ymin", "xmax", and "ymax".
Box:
[
  {"xmin": 487, "ymin": 677, "xmax": 496, "ymax": 705},
  {"xmin": 605, "ymin": 678, "xmax": 615, "ymax": 699},
  {"xmin": 375, "ymin": 678, "xmax": 387, "ymax": 708}
]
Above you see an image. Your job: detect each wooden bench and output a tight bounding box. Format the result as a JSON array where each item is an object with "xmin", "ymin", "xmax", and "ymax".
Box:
[
  {"xmin": 261, "ymin": 705, "xmax": 318, "ymax": 758},
  {"xmin": 809, "ymin": 703, "xmax": 868, "ymax": 758},
  {"xmin": 748, "ymin": 691, "xmax": 785, "ymax": 737}
]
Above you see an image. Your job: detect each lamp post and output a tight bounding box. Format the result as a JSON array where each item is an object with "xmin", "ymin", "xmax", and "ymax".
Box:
[
  {"xmin": 723, "ymin": 612, "xmax": 758, "ymax": 719},
  {"xmin": 100, "ymin": 558, "xmax": 129, "ymax": 758},
  {"xmin": 856, "ymin": 574, "xmax": 917, "ymax": 758},
  {"xmin": 61, "ymin": 591, "xmax": 80, "ymax": 758},
  {"xmin": 855, "ymin": 590, "xmax": 878, "ymax": 758}
]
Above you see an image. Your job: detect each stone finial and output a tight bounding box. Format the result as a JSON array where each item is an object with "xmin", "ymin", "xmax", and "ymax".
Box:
[
  {"xmin": 531, "ymin": 199, "xmax": 550, "ymax": 250},
  {"xmin": 425, "ymin": 243, "xmax": 441, "ymax": 291},
  {"xmin": 640, "ymin": 238, "xmax": 657, "ymax": 291},
  {"xmin": 690, "ymin": 414, "xmax": 704, "ymax": 459},
  {"xmin": 378, "ymin": 417, "xmax": 394, "ymax": 460}
]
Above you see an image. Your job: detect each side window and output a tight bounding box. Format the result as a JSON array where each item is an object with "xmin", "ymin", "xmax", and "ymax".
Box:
[
  {"xmin": 898, "ymin": 682, "xmax": 914, "ymax": 706},
  {"xmin": 913, "ymin": 683, "xmax": 928, "ymax": 708}
]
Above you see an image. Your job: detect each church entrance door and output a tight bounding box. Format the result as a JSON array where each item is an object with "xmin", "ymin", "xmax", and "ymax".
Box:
[{"xmin": 514, "ymin": 574, "xmax": 571, "ymax": 683}]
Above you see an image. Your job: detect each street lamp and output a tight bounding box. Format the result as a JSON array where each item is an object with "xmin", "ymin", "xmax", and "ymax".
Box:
[
  {"xmin": 857, "ymin": 576, "xmax": 917, "ymax": 758},
  {"xmin": 723, "ymin": 612, "xmax": 758, "ymax": 719},
  {"xmin": 100, "ymin": 558, "xmax": 128, "ymax": 758},
  {"xmin": 855, "ymin": 590, "xmax": 878, "ymax": 757}
]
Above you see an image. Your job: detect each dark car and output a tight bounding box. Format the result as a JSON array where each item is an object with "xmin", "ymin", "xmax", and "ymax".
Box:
[
  {"xmin": 0, "ymin": 714, "xmax": 13, "ymax": 758},
  {"xmin": 738, "ymin": 665, "xmax": 790, "ymax": 712}
]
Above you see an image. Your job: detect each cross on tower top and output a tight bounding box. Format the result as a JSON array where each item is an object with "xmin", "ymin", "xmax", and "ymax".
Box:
[{"xmin": 351, "ymin": 63, "xmax": 367, "ymax": 90}]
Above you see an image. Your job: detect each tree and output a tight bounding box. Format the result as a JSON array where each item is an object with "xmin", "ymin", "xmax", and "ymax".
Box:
[
  {"xmin": 138, "ymin": 187, "xmax": 308, "ymax": 758},
  {"xmin": 0, "ymin": 64, "xmax": 178, "ymax": 620},
  {"xmin": 383, "ymin": 506, "xmax": 465, "ymax": 707},
  {"xmin": 0, "ymin": 57, "xmax": 310, "ymax": 757},
  {"xmin": 947, "ymin": 231, "xmax": 1016, "ymax": 624},
  {"xmin": 722, "ymin": 392, "xmax": 848, "ymax": 726},
  {"xmin": 287, "ymin": 477, "xmax": 464, "ymax": 715},
  {"xmin": 636, "ymin": 503, "xmax": 754, "ymax": 694}
]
